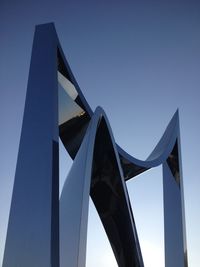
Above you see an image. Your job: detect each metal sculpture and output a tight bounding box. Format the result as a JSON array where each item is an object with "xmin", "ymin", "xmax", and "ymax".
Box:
[{"xmin": 2, "ymin": 23, "xmax": 187, "ymax": 267}]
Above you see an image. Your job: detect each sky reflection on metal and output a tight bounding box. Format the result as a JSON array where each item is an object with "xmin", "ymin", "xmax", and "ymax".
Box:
[{"xmin": 0, "ymin": 1, "xmax": 200, "ymax": 267}]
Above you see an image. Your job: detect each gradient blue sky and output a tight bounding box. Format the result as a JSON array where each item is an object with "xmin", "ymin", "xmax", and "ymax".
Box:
[{"xmin": 0, "ymin": 1, "xmax": 200, "ymax": 266}]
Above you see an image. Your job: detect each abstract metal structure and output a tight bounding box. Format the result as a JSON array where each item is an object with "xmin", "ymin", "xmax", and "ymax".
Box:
[{"xmin": 2, "ymin": 23, "xmax": 188, "ymax": 267}]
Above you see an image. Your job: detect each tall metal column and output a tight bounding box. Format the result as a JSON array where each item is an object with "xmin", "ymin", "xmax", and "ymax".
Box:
[
  {"xmin": 163, "ymin": 131, "xmax": 188, "ymax": 267},
  {"xmin": 3, "ymin": 24, "xmax": 59, "ymax": 267}
]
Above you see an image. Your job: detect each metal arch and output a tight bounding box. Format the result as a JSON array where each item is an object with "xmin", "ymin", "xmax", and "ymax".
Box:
[
  {"xmin": 56, "ymin": 24, "xmax": 180, "ymax": 180},
  {"xmin": 60, "ymin": 106, "xmax": 144, "ymax": 267},
  {"xmin": 56, "ymin": 24, "xmax": 188, "ymax": 266}
]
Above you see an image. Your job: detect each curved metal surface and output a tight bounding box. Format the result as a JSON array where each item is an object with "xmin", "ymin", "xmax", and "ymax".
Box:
[
  {"xmin": 60, "ymin": 107, "xmax": 144, "ymax": 267},
  {"xmin": 2, "ymin": 23, "xmax": 188, "ymax": 267},
  {"xmin": 56, "ymin": 23, "xmax": 188, "ymax": 267},
  {"xmin": 56, "ymin": 34, "xmax": 179, "ymax": 180}
]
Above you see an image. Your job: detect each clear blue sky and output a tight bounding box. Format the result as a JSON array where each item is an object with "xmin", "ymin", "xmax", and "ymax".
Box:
[{"xmin": 0, "ymin": 1, "xmax": 200, "ymax": 266}]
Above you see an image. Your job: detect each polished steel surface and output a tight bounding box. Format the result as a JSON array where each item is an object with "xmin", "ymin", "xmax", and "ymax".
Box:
[
  {"xmin": 56, "ymin": 33, "xmax": 188, "ymax": 266},
  {"xmin": 2, "ymin": 23, "xmax": 188, "ymax": 267},
  {"xmin": 60, "ymin": 107, "xmax": 144, "ymax": 267},
  {"xmin": 163, "ymin": 161, "xmax": 184, "ymax": 267},
  {"xmin": 57, "ymin": 42, "xmax": 183, "ymax": 180},
  {"xmin": 2, "ymin": 24, "xmax": 59, "ymax": 267}
]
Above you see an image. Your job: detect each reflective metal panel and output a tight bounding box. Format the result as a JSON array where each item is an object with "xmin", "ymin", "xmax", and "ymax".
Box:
[
  {"xmin": 3, "ymin": 24, "xmax": 59, "ymax": 267},
  {"xmin": 2, "ymin": 23, "xmax": 188, "ymax": 267},
  {"xmin": 60, "ymin": 107, "xmax": 144, "ymax": 267},
  {"xmin": 90, "ymin": 116, "xmax": 144, "ymax": 267},
  {"xmin": 57, "ymin": 50, "xmax": 91, "ymax": 159},
  {"xmin": 60, "ymin": 125, "xmax": 92, "ymax": 267},
  {"xmin": 167, "ymin": 140, "xmax": 180, "ymax": 186},
  {"xmin": 163, "ymin": 161, "xmax": 185, "ymax": 267}
]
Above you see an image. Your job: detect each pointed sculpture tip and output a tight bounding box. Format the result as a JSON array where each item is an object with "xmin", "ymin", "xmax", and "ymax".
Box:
[
  {"xmin": 172, "ymin": 108, "xmax": 179, "ymax": 120},
  {"xmin": 35, "ymin": 22, "xmax": 55, "ymax": 30}
]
